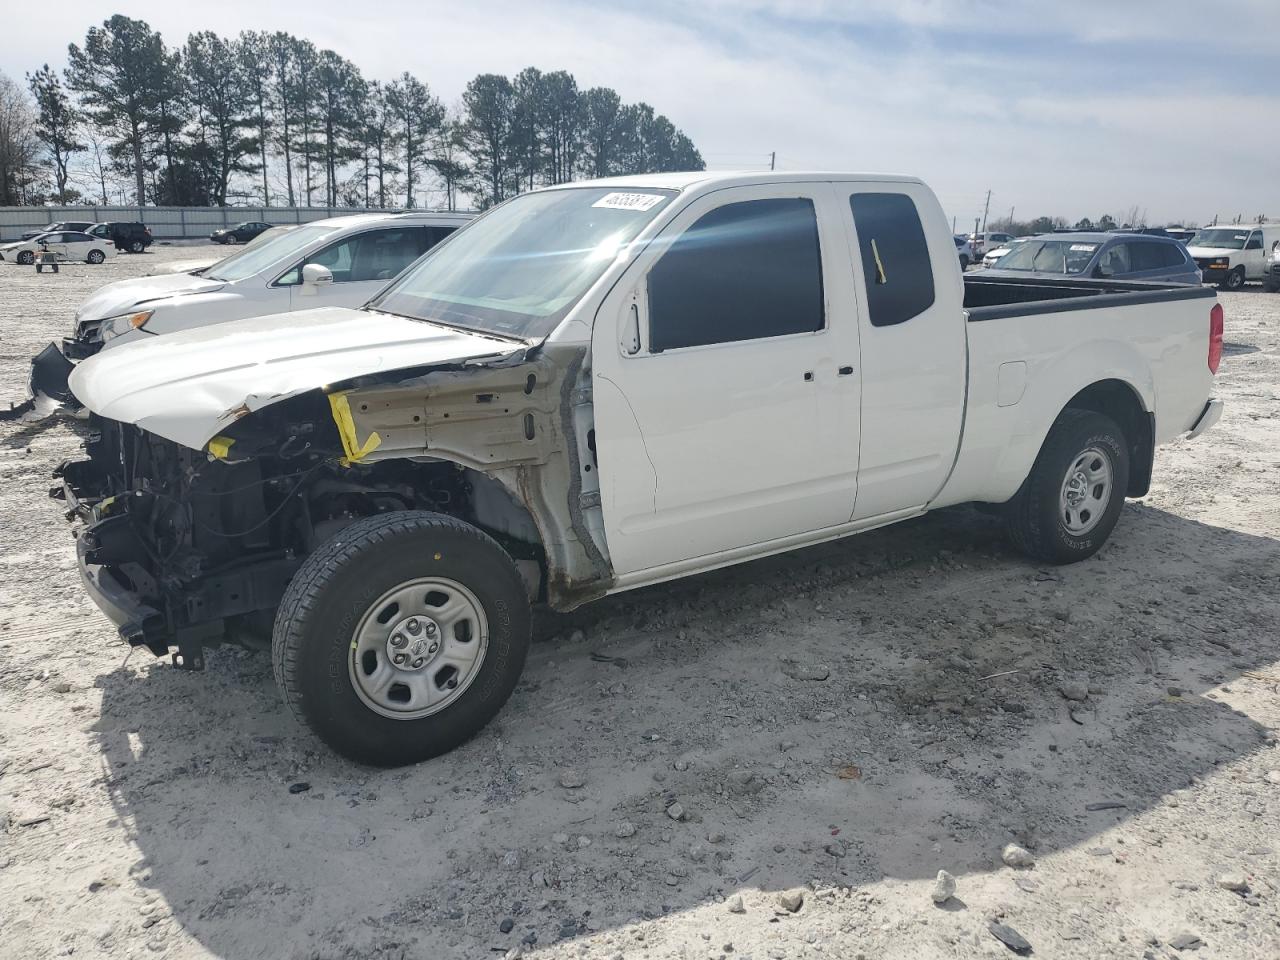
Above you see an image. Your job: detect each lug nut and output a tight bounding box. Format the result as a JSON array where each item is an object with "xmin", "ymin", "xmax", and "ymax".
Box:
[
  {"xmin": 428, "ymin": 643, "xmax": 439, "ymax": 654},
  {"xmin": 412, "ymin": 657, "xmax": 424, "ymax": 668},
  {"xmin": 406, "ymin": 618, "xmax": 421, "ymax": 634},
  {"xmin": 393, "ymin": 653, "xmax": 408, "ymax": 665},
  {"xmin": 425, "ymin": 622, "xmax": 437, "ymax": 636},
  {"xmin": 391, "ymin": 633, "xmax": 407, "ymax": 647}
]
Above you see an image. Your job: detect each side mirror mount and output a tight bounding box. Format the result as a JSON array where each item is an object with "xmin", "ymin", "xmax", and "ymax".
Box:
[
  {"xmin": 621, "ymin": 301, "xmax": 642, "ymax": 355},
  {"xmin": 299, "ymin": 263, "xmax": 334, "ymax": 295}
]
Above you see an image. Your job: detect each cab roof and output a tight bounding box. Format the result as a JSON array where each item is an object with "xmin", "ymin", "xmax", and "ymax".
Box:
[{"xmin": 538, "ymin": 170, "xmax": 926, "ymax": 193}]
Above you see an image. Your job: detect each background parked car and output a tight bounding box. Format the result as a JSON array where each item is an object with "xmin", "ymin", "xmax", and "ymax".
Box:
[
  {"xmin": 87, "ymin": 221, "xmax": 152, "ymax": 253},
  {"xmin": 1187, "ymin": 225, "xmax": 1280, "ymax": 290},
  {"xmin": 19, "ymin": 220, "xmax": 95, "ymax": 241},
  {"xmin": 967, "ymin": 231, "xmax": 1016, "ymax": 259},
  {"xmin": 982, "ymin": 236, "xmax": 1031, "ymax": 268},
  {"xmin": 0, "ymin": 231, "xmax": 117, "ymax": 265},
  {"xmin": 1164, "ymin": 227, "xmax": 1198, "ymax": 244},
  {"xmin": 210, "ymin": 221, "xmax": 273, "ymax": 244},
  {"xmin": 70, "ymin": 211, "xmax": 472, "ymax": 357},
  {"xmin": 978, "ymin": 232, "xmax": 1200, "ymax": 284},
  {"xmin": 953, "ymin": 235, "xmax": 971, "ymax": 269}
]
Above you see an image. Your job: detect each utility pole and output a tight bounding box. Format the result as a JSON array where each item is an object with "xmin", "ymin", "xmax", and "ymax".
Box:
[
  {"xmin": 1008, "ymin": 206, "xmax": 1015, "ymax": 228},
  {"xmin": 980, "ymin": 189, "xmax": 992, "ymax": 234},
  {"xmin": 769, "ymin": 151, "xmax": 776, "ymax": 171},
  {"xmin": 951, "ymin": 215, "xmax": 956, "ymax": 234}
]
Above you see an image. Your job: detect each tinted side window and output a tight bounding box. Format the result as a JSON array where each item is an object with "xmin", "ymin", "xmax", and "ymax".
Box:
[
  {"xmin": 648, "ymin": 198, "xmax": 824, "ymax": 353},
  {"xmin": 425, "ymin": 226, "xmax": 457, "ymax": 249},
  {"xmin": 1098, "ymin": 243, "xmax": 1132, "ymax": 275},
  {"xmin": 850, "ymin": 193, "xmax": 935, "ymax": 327},
  {"xmin": 350, "ymin": 228, "xmax": 429, "ymax": 282}
]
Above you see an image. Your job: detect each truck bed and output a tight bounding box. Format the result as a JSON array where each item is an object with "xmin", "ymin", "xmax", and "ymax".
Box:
[{"xmin": 965, "ymin": 274, "xmax": 1216, "ymax": 320}]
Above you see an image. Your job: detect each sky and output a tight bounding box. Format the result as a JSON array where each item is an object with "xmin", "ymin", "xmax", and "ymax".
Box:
[{"xmin": 5, "ymin": 0, "xmax": 1278, "ymax": 227}]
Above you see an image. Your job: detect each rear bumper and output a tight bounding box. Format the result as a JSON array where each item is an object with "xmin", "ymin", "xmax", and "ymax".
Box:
[{"xmin": 1187, "ymin": 397, "xmax": 1223, "ymax": 440}]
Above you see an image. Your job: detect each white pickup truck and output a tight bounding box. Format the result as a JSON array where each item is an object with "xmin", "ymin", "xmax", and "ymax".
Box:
[{"xmin": 56, "ymin": 172, "xmax": 1224, "ymax": 766}]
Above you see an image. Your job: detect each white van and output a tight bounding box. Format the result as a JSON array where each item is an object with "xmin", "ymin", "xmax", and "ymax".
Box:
[{"xmin": 1187, "ymin": 224, "xmax": 1280, "ymax": 289}]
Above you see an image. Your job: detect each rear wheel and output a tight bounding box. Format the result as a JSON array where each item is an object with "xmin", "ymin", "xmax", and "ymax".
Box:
[
  {"xmin": 129, "ymin": 239, "xmax": 145, "ymax": 253},
  {"xmin": 87, "ymin": 249, "xmax": 105, "ymax": 264},
  {"xmin": 272, "ymin": 511, "xmax": 531, "ymax": 766},
  {"xmin": 1004, "ymin": 409, "xmax": 1129, "ymax": 564},
  {"xmin": 1221, "ymin": 266, "xmax": 1245, "ymax": 290}
]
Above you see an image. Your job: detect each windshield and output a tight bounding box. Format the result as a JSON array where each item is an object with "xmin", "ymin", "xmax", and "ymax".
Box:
[
  {"xmin": 371, "ymin": 186, "xmax": 676, "ymax": 339},
  {"xmin": 205, "ymin": 224, "xmax": 334, "ymax": 282},
  {"xmin": 1191, "ymin": 229, "xmax": 1249, "ymax": 250},
  {"xmin": 995, "ymin": 239, "xmax": 1098, "ymax": 274}
]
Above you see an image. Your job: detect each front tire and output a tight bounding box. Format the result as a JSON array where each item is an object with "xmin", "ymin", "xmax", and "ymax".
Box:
[
  {"xmin": 17, "ymin": 251, "xmax": 34, "ymax": 265},
  {"xmin": 1004, "ymin": 409, "xmax": 1129, "ymax": 564},
  {"xmin": 1221, "ymin": 266, "xmax": 1245, "ymax": 290},
  {"xmin": 272, "ymin": 512, "xmax": 531, "ymax": 766}
]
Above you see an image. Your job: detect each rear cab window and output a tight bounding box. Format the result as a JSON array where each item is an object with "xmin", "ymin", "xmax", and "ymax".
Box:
[{"xmin": 849, "ymin": 192, "xmax": 935, "ymax": 327}]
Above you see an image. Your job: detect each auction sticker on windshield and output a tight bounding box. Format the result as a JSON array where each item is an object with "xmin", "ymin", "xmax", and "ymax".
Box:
[
  {"xmin": 592, "ymin": 192, "xmax": 666, "ymax": 211},
  {"xmin": 1070, "ymin": 244, "xmax": 1098, "ymax": 252}
]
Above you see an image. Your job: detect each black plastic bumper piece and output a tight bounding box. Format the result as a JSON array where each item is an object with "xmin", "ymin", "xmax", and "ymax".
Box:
[{"xmin": 0, "ymin": 342, "xmax": 76, "ymax": 421}]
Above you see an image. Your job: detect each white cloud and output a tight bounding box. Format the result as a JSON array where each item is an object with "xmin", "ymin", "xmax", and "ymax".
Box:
[{"xmin": 3, "ymin": 0, "xmax": 1276, "ymax": 223}]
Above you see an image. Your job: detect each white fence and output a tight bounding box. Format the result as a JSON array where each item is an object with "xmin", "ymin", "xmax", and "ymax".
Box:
[{"xmin": 0, "ymin": 205, "xmax": 402, "ymax": 241}]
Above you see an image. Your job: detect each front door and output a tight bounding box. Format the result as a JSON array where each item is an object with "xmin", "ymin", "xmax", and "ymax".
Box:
[{"xmin": 592, "ymin": 182, "xmax": 861, "ymax": 577}]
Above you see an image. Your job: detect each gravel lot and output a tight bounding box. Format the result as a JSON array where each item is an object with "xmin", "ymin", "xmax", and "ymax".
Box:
[{"xmin": 1, "ymin": 246, "xmax": 1279, "ymax": 960}]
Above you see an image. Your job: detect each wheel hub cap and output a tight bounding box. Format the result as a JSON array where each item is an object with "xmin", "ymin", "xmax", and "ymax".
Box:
[
  {"xmin": 349, "ymin": 577, "xmax": 489, "ymax": 720},
  {"xmin": 1059, "ymin": 447, "xmax": 1113, "ymax": 536}
]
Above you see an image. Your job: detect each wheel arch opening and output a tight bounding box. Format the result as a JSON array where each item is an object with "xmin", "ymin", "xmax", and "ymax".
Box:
[{"xmin": 1064, "ymin": 379, "xmax": 1153, "ymax": 497}]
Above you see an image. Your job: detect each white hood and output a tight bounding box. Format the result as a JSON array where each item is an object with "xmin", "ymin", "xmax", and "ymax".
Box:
[
  {"xmin": 75, "ymin": 273, "xmax": 227, "ymax": 323},
  {"xmin": 1185, "ymin": 246, "xmax": 1236, "ymax": 258},
  {"xmin": 69, "ymin": 307, "xmax": 521, "ymax": 450}
]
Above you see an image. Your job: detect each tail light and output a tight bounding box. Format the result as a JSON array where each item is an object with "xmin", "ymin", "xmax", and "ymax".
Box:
[{"xmin": 1208, "ymin": 302, "xmax": 1223, "ymax": 374}]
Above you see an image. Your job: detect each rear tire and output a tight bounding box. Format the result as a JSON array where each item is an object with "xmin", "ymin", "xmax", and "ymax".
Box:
[
  {"xmin": 87, "ymin": 249, "xmax": 105, "ymax": 264},
  {"xmin": 1004, "ymin": 409, "xmax": 1129, "ymax": 564},
  {"xmin": 129, "ymin": 239, "xmax": 145, "ymax": 253},
  {"xmin": 1221, "ymin": 266, "xmax": 1245, "ymax": 290},
  {"xmin": 272, "ymin": 511, "xmax": 531, "ymax": 767}
]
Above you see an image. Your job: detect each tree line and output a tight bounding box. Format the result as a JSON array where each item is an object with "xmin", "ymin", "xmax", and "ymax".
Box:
[{"xmin": 0, "ymin": 15, "xmax": 704, "ymax": 209}]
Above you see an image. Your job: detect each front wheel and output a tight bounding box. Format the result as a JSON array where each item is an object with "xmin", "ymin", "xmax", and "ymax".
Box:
[
  {"xmin": 1221, "ymin": 266, "xmax": 1245, "ymax": 290},
  {"xmin": 272, "ymin": 512, "xmax": 531, "ymax": 766},
  {"xmin": 87, "ymin": 249, "xmax": 105, "ymax": 264},
  {"xmin": 1004, "ymin": 409, "xmax": 1129, "ymax": 564},
  {"xmin": 16, "ymin": 251, "xmax": 34, "ymax": 266}
]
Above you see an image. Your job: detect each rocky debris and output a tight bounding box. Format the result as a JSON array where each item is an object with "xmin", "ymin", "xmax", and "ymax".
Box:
[
  {"xmin": 1085, "ymin": 802, "xmax": 1127, "ymax": 812},
  {"xmin": 499, "ymin": 918, "xmax": 515, "ymax": 934},
  {"xmin": 51, "ymin": 680, "xmax": 72, "ymax": 693},
  {"xmin": 1086, "ymin": 847, "xmax": 1112, "ymax": 857},
  {"xmin": 778, "ymin": 889, "xmax": 805, "ymax": 913},
  {"xmin": 988, "ymin": 921, "xmax": 1032, "ymax": 955},
  {"xmin": 287, "ymin": 782, "xmax": 310, "ymax": 794},
  {"xmin": 666, "ymin": 801, "xmax": 686, "ymax": 822},
  {"xmin": 1059, "ymin": 679, "xmax": 1089, "ymax": 702},
  {"xmin": 501, "ymin": 850, "xmax": 522, "ymax": 869},
  {"xmin": 727, "ymin": 895, "xmax": 745, "ymax": 914},
  {"xmin": 1001, "ymin": 844, "xmax": 1035, "ymax": 869},
  {"xmin": 614, "ymin": 820, "xmax": 637, "ymax": 839},
  {"xmin": 1216, "ymin": 872, "xmax": 1248, "ymax": 892},
  {"xmin": 557, "ymin": 769, "xmax": 586, "ymax": 789},
  {"xmin": 930, "ymin": 870, "xmax": 956, "ymax": 904},
  {"xmin": 780, "ymin": 658, "xmax": 830, "ymax": 681},
  {"xmin": 1263, "ymin": 770, "xmax": 1280, "ymax": 785},
  {"xmin": 1166, "ymin": 685, "xmax": 1184, "ymax": 697},
  {"xmin": 1168, "ymin": 931, "xmax": 1204, "ymax": 951},
  {"xmin": 567, "ymin": 628, "xmax": 586, "ymax": 645}
]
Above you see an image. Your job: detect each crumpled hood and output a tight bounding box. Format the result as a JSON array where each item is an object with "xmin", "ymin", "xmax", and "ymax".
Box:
[
  {"xmin": 69, "ymin": 307, "xmax": 521, "ymax": 450},
  {"xmin": 74, "ymin": 273, "xmax": 227, "ymax": 324}
]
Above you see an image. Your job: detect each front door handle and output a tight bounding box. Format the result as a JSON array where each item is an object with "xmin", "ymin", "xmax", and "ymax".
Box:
[{"xmin": 838, "ymin": 365, "xmax": 855, "ymax": 376}]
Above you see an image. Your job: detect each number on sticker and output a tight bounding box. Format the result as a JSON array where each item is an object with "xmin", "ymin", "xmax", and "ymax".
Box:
[{"xmin": 592, "ymin": 192, "xmax": 665, "ymax": 211}]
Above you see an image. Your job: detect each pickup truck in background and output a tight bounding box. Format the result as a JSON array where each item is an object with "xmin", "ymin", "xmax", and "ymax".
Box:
[{"xmin": 56, "ymin": 172, "xmax": 1224, "ymax": 766}]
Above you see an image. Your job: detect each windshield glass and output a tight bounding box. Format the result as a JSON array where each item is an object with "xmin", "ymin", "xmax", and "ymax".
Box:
[
  {"xmin": 371, "ymin": 187, "xmax": 675, "ymax": 339},
  {"xmin": 995, "ymin": 239, "xmax": 1098, "ymax": 274},
  {"xmin": 205, "ymin": 224, "xmax": 333, "ymax": 282},
  {"xmin": 1191, "ymin": 229, "xmax": 1249, "ymax": 250}
]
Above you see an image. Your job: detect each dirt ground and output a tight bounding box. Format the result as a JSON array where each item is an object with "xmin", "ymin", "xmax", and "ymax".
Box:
[{"xmin": 1, "ymin": 245, "xmax": 1278, "ymax": 960}]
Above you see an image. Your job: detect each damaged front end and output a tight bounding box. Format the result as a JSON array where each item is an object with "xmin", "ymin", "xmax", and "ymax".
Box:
[
  {"xmin": 56, "ymin": 344, "xmax": 612, "ymax": 669},
  {"xmin": 1, "ymin": 343, "xmax": 76, "ymax": 421}
]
